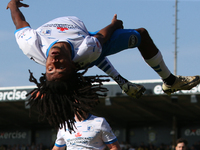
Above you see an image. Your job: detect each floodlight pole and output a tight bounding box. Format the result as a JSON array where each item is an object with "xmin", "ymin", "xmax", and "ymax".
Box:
[
  {"xmin": 172, "ymin": 0, "xmax": 178, "ymax": 145},
  {"xmin": 174, "ymin": 0, "xmax": 178, "ymax": 75}
]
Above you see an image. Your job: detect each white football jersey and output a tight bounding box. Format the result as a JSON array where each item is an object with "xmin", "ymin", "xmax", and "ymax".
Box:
[
  {"xmin": 15, "ymin": 16, "xmax": 102, "ymax": 68},
  {"xmin": 55, "ymin": 114, "xmax": 117, "ymax": 150}
]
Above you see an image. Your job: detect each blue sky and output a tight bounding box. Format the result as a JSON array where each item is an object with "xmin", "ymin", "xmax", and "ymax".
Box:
[{"xmin": 0, "ymin": 0, "xmax": 200, "ymax": 87}]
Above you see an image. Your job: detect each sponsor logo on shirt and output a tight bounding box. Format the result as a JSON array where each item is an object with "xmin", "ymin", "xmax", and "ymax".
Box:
[
  {"xmin": 67, "ymin": 137, "xmax": 92, "ymax": 145},
  {"xmin": 18, "ymin": 32, "xmax": 32, "ymax": 41},
  {"xmin": 44, "ymin": 24, "xmax": 78, "ymax": 29},
  {"xmin": 21, "ymin": 33, "xmax": 26, "ymax": 38},
  {"xmin": 40, "ymin": 28, "xmax": 52, "ymax": 36},
  {"xmin": 75, "ymin": 132, "xmax": 82, "ymax": 137},
  {"xmin": 57, "ymin": 27, "xmax": 68, "ymax": 32},
  {"xmin": 25, "ymin": 37, "xmax": 32, "ymax": 41},
  {"xmin": 17, "ymin": 27, "xmax": 29, "ymax": 39}
]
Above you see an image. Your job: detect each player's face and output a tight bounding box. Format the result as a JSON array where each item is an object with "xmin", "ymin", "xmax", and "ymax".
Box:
[
  {"xmin": 46, "ymin": 42, "xmax": 75, "ymax": 81},
  {"xmin": 176, "ymin": 143, "xmax": 186, "ymax": 150}
]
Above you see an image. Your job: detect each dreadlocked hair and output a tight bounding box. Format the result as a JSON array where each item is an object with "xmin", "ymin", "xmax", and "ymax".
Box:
[{"xmin": 26, "ymin": 69, "xmax": 109, "ymax": 133}]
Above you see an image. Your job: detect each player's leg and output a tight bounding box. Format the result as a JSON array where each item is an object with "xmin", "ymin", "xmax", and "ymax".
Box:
[
  {"xmin": 136, "ymin": 28, "xmax": 200, "ymax": 95},
  {"xmin": 91, "ymin": 29, "xmax": 147, "ymax": 98},
  {"xmin": 95, "ymin": 57, "xmax": 146, "ymax": 99}
]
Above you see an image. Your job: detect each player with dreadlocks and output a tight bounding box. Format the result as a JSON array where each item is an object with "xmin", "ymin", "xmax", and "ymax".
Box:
[
  {"xmin": 7, "ymin": 0, "xmax": 123, "ymax": 133},
  {"xmin": 27, "ymin": 70, "xmax": 121, "ymax": 149},
  {"xmin": 6, "ymin": 0, "xmax": 200, "ymax": 130},
  {"xmin": 26, "ymin": 69, "xmax": 109, "ymax": 132},
  {"xmin": 7, "ymin": 0, "xmax": 200, "ymax": 101}
]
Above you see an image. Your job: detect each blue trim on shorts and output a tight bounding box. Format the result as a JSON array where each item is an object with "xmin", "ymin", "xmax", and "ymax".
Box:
[
  {"xmin": 55, "ymin": 143, "xmax": 66, "ymax": 147},
  {"xmin": 14, "ymin": 26, "xmax": 30, "ymax": 34},
  {"xmin": 104, "ymin": 138, "xmax": 118, "ymax": 145}
]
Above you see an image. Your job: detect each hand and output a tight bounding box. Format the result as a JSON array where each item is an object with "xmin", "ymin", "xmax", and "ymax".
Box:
[
  {"xmin": 6, "ymin": 0, "xmax": 29, "ymax": 9},
  {"xmin": 6, "ymin": 0, "xmax": 30, "ymax": 29},
  {"xmin": 111, "ymin": 14, "xmax": 124, "ymax": 30}
]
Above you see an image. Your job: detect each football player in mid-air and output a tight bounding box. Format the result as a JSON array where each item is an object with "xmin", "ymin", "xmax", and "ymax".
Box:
[
  {"xmin": 7, "ymin": 0, "xmax": 200, "ymax": 99},
  {"xmin": 7, "ymin": 0, "xmax": 200, "ymax": 133}
]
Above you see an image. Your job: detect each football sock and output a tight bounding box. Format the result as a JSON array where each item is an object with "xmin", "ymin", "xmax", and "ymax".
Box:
[
  {"xmin": 163, "ymin": 73, "xmax": 176, "ymax": 86},
  {"xmin": 96, "ymin": 57, "xmax": 119, "ymax": 79},
  {"xmin": 144, "ymin": 50, "xmax": 171, "ymax": 80}
]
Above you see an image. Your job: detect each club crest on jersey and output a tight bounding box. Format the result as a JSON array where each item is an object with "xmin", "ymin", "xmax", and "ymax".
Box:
[
  {"xmin": 57, "ymin": 27, "xmax": 68, "ymax": 32},
  {"xmin": 87, "ymin": 125, "xmax": 94, "ymax": 132},
  {"xmin": 128, "ymin": 34, "xmax": 137, "ymax": 48},
  {"xmin": 40, "ymin": 28, "xmax": 52, "ymax": 36}
]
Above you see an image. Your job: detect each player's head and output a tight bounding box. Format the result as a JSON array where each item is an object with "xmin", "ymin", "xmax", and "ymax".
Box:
[
  {"xmin": 45, "ymin": 42, "xmax": 76, "ymax": 82},
  {"xmin": 26, "ymin": 70, "xmax": 109, "ymax": 133},
  {"xmin": 175, "ymin": 138, "xmax": 188, "ymax": 150}
]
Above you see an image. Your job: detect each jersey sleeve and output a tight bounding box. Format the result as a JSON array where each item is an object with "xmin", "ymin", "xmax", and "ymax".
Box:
[
  {"xmin": 101, "ymin": 118, "xmax": 118, "ymax": 144},
  {"xmin": 54, "ymin": 129, "xmax": 66, "ymax": 147},
  {"xmin": 72, "ymin": 35, "xmax": 102, "ymax": 69},
  {"xmin": 15, "ymin": 27, "xmax": 46, "ymax": 66}
]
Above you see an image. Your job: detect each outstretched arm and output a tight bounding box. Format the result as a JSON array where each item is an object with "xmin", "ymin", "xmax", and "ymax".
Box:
[
  {"xmin": 7, "ymin": 0, "xmax": 30, "ymax": 29},
  {"xmin": 94, "ymin": 14, "xmax": 123, "ymax": 46}
]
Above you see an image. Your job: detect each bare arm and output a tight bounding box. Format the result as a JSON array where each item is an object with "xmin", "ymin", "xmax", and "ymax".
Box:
[
  {"xmin": 6, "ymin": 0, "xmax": 30, "ymax": 29},
  {"xmin": 94, "ymin": 14, "xmax": 123, "ymax": 46},
  {"xmin": 52, "ymin": 145, "xmax": 66, "ymax": 150},
  {"xmin": 107, "ymin": 141, "xmax": 121, "ymax": 150}
]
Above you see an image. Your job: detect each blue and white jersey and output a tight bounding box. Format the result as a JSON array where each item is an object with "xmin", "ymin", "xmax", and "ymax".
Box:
[
  {"xmin": 55, "ymin": 114, "xmax": 117, "ymax": 150},
  {"xmin": 14, "ymin": 16, "xmax": 102, "ymax": 68}
]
